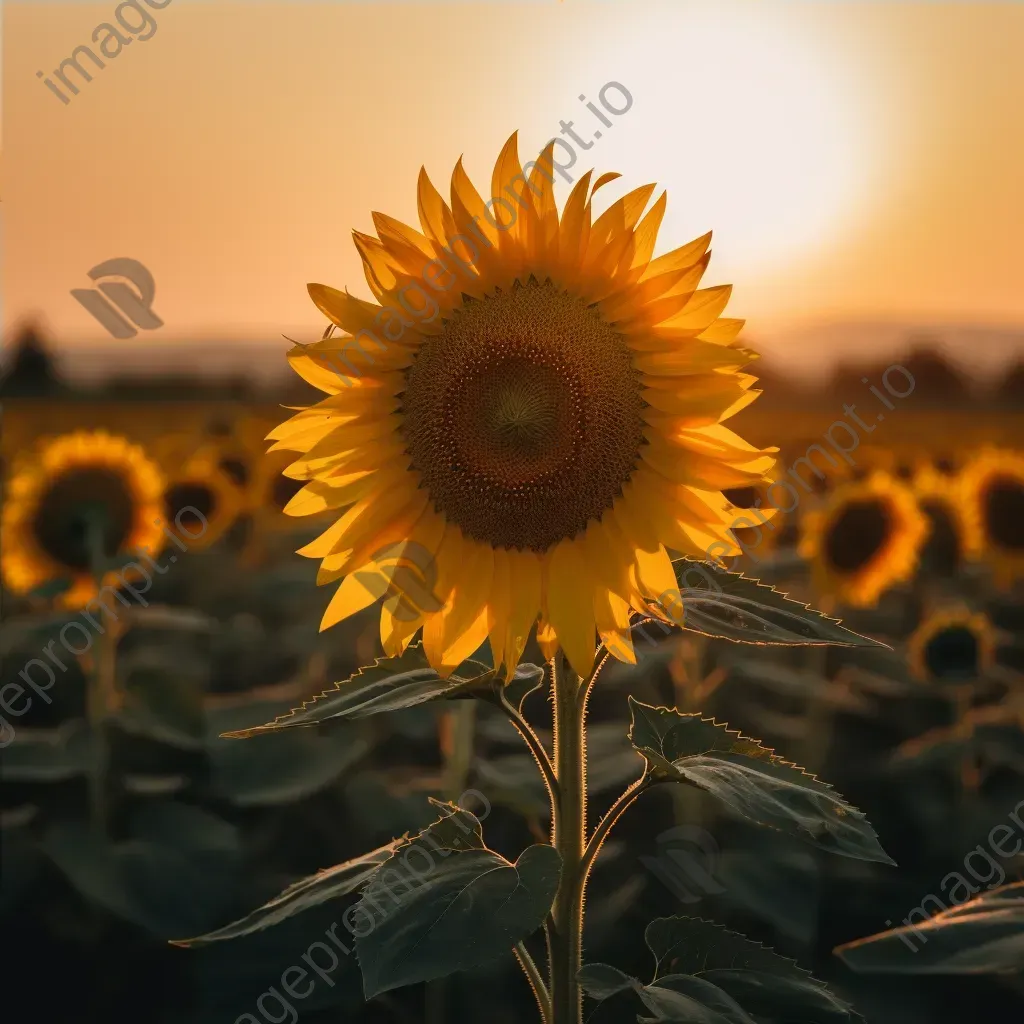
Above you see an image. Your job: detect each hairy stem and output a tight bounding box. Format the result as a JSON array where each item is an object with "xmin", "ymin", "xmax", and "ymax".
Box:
[
  {"xmin": 515, "ymin": 941, "xmax": 552, "ymax": 1022},
  {"xmin": 549, "ymin": 652, "xmax": 586, "ymax": 1024},
  {"xmin": 500, "ymin": 693, "xmax": 560, "ymax": 812},
  {"xmin": 580, "ymin": 774, "xmax": 649, "ymax": 889}
]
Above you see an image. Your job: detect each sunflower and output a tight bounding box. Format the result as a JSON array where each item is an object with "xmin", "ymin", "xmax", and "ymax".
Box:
[
  {"xmin": 907, "ymin": 608, "xmax": 996, "ymax": 683},
  {"xmin": 161, "ymin": 443, "xmax": 244, "ymax": 551},
  {"xmin": 272, "ymin": 133, "xmax": 776, "ymax": 679},
  {"xmin": 1, "ymin": 430, "xmax": 166, "ymax": 607},
  {"xmin": 721, "ymin": 479, "xmax": 788, "ymax": 561},
  {"xmin": 798, "ymin": 471, "xmax": 929, "ymax": 607},
  {"xmin": 912, "ymin": 462, "xmax": 969, "ymax": 575},
  {"xmin": 959, "ymin": 448, "xmax": 1024, "ymax": 586}
]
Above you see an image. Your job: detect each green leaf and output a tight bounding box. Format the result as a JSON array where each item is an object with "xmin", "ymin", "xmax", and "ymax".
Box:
[
  {"xmin": 207, "ymin": 700, "xmax": 370, "ymax": 806},
  {"xmin": 221, "ymin": 644, "xmax": 495, "ymax": 737},
  {"xmin": 644, "ymin": 558, "xmax": 883, "ymax": 647},
  {"xmin": 628, "ymin": 699, "xmax": 894, "ymax": 864},
  {"xmin": 835, "ymin": 882, "xmax": 1024, "ymax": 974},
  {"xmin": 647, "ymin": 917, "xmax": 860, "ymax": 1022},
  {"xmin": 579, "ymin": 964, "xmax": 755, "ymax": 1023},
  {"xmin": 353, "ymin": 803, "xmax": 559, "ymax": 997},
  {"xmin": 700, "ymin": 969, "xmax": 857, "ymax": 1022},
  {"xmin": 42, "ymin": 804, "xmax": 242, "ymax": 939},
  {"xmin": 578, "ymin": 962, "xmax": 634, "ymax": 1000},
  {"xmin": 172, "ymin": 841, "xmax": 400, "ymax": 947},
  {"xmin": 647, "ymin": 915, "xmax": 810, "ymax": 978},
  {"xmin": 637, "ymin": 974, "xmax": 755, "ymax": 1023},
  {"xmin": 0, "ymin": 721, "xmax": 94, "ymax": 782}
]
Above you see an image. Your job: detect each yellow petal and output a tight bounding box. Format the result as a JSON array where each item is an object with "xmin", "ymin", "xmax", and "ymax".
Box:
[
  {"xmin": 635, "ymin": 341, "xmax": 753, "ymax": 376},
  {"xmin": 698, "ymin": 317, "xmax": 745, "ymax": 346},
  {"xmin": 439, "ymin": 540, "xmax": 494, "ymax": 670},
  {"xmin": 654, "ymin": 285, "xmax": 734, "ymax": 337},
  {"xmin": 633, "ymin": 545, "xmax": 679, "ymax": 609},
  {"xmin": 504, "ymin": 548, "xmax": 542, "ymax": 675},
  {"xmin": 320, "ymin": 571, "xmax": 384, "ymax": 630},
  {"xmin": 488, "ymin": 546, "xmax": 511, "ymax": 673},
  {"xmin": 380, "ymin": 602, "xmax": 424, "ymax": 658},
  {"xmin": 417, "ymin": 166, "xmax": 455, "ymax": 247},
  {"xmin": 594, "ymin": 587, "xmax": 636, "ymax": 664},
  {"xmin": 536, "ymin": 615, "xmax": 559, "ymax": 661},
  {"xmin": 640, "ymin": 232, "xmax": 712, "ymax": 282},
  {"xmin": 545, "ymin": 539, "xmax": 597, "ymax": 678},
  {"xmin": 283, "ymin": 470, "xmax": 377, "ymax": 517}
]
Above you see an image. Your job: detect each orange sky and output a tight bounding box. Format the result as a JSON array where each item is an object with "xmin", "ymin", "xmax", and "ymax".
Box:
[{"xmin": 4, "ymin": 1, "xmax": 1023, "ymax": 376}]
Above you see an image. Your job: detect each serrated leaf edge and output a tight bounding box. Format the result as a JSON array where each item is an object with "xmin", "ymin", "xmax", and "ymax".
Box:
[
  {"xmin": 645, "ymin": 914, "xmax": 818, "ymax": 984},
  {"xmin": 221, "ymin": 645, "xmax": 495, "ymax": 738},
  {"xmin": 626, "ymin": 697, "xmax": 836, "ymax": 793},
  {"xmin": 662, "ymin": 558, "xmax": 889, "ymax": 649}
]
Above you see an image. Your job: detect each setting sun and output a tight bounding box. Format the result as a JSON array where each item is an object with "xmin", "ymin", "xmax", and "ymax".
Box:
[{"xmin": 583, "ymin": 4, "xmax": 874, "ymax": 277}]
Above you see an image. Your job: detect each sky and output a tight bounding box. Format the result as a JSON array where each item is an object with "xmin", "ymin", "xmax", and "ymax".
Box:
[{"xmin": 4, "ymin": 0, "xmax": 1024, "ymax": 378}]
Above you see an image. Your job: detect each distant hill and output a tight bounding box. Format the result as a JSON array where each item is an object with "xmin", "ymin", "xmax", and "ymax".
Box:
[
  {"xmin": 2, "ymin": 320, "xmax": 1021, "ymax": 407},
  {"xmin": 752, "ymin": 321, "xmax": 1023, "ymax": 386}
]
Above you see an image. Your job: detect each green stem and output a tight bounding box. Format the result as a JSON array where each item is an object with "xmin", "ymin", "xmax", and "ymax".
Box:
[
  {"xmin": 86, "ymin": 518, "xmax": 116, "ymax": 836},
  {"xmin": 580, "ymin": 774, "xmax": 649, "ymax": 888},
  {"xmin": 515, "ymin": 941, "xmax": 552, "ymax": 1022},
  {"xmin": 440, "ymin": 700, "xmax": 477, "ymax": 799},
  {"xmin": 549, "ymin": 652, "xmax": 586, "ymax": 1024},
  {"xmin": 500, "ymin": 693, "xmax": 560, "ymax": 812}
]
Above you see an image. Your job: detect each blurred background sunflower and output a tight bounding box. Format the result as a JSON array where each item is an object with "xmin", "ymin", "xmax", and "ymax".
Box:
[
  {"xmin": 1, "ymin": 430, "xmax": 165, "ymax": 607},
  {"xmin": 959, "ymin": 448, "xmax": 1024, "ymax": 587},
  {"xmin": 798, "ymin": 471, "xmax": 929, "ymax": 607},
  {"xmin": 912, "ymin": 461, "xmax": 970, "ymax": 577},
  {"xmin": 155, "ymin": 439, "xmax": 246, "ymax": 551},
  {"xmin": 907, "ymin": 607, "xmax": 996, "ymax": 684}
]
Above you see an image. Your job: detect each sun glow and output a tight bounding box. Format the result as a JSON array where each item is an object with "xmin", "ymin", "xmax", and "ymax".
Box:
[{"xmin": 587, "ymin": 4, "xmax": 873, "ymax": 278}]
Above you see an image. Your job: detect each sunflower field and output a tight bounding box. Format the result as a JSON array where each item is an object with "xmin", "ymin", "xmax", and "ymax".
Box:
[{"xmin": 3, "ymin": 138, "xmax": 1023, "ymax": 1024}]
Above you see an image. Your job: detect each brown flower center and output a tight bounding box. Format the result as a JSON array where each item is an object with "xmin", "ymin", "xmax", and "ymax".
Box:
[
  {"xmin": 33, "ymin": 467, "xmax": 135, "ymax": 571},
  {"xmin": 984, "ymin": 475, "xmax": 1024, "ymax": 550},
  {"xmin": 399, "ymin": 279, "xmax": 645, "ymax": 551},
  {"xmin": 166, "ymin": 482, "xmax": 217, "ymax": 532},
  {"xmin": 924, "ymin": 625, "xmax": 981, "ymax": 680},
  {"xmin": 824, "ymin": 498, "xmax": 891, "ymax": 573}
]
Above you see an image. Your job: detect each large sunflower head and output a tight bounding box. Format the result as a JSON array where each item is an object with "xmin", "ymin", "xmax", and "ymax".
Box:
[
  {"xmin": 907, "ymin": 608, "xmax": 996, "ymax": 684},
  {"xmin": 1, "ymin": 430, "xmax": 166, "ymax": 607},
  {"xmin": 798, "ymin": 471, "xmax": 929, "ymax": 607},
  {"xmin": 272, "ymin": 134, "xmax": 776, "ymax": 678},
  {"xmin": 959, "ymin": 448, "xmax": 1024, "ymax": 587}
]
